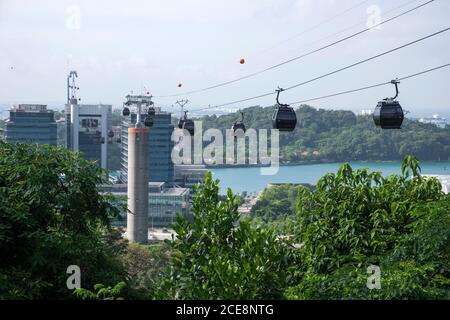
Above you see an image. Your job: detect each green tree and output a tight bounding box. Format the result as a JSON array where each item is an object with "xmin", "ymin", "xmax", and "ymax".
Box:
[
  {"xmin": 162, "ymin": 172, "xmax": 293, "ymax": 299},
  {"xmin": 286, "ymin": 156, "xmax": 449, "ymax": 299},
  {"xmin": 251, "ymin": 184, "xmax": 314, "ymax": 223},
  {"xmin": 0, "ymin": 141, "xmax": 126, "ymax": 299},
  {"xmin": 74, "ymin": 282, "xmax": 127, "ymax": 300},
  {"xmin": 118, "ymin": 242, "xmax": 172, "ymax": 298}
]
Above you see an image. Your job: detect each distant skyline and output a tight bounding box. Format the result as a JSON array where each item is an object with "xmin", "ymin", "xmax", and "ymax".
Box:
[{"xmin": 0, "ymin": 0, "xmax": 449, "ymax": 117}]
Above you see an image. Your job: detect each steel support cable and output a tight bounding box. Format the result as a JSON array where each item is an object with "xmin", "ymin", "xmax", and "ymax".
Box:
[{"xmin": 156, "ymin": 0, "xmax": 436, "ymax": 98}]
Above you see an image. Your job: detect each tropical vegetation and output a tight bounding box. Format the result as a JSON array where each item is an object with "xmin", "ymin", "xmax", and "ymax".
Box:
[
  {"xmin": 195, "ymin": 105, "xmax": 450, "ymax": 163},
  {"xmin": 1, "ymin": 140, "xmax": 449, "ymax": 299}
]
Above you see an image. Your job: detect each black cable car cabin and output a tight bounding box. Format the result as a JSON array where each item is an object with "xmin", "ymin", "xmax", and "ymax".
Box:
[
  {"xmin": 272, "ymin": 106, "xmax": 297, "ymax": 131},
  {"xmin": 144, "ymin": 116, "xmax": 153, "ymax": 127},
  {"xmin": 182, "ymin": 119, "xmax": 194, "ymax": 136},
  {"xmin": 272, "ymin": 88, "xmax": 297, "ymax": 132},
  {"xmin": 232, "ymin": 112, "xmax": 246, "ymax": 136},
  {"xmin": 177, "ymin": 118, "xmax": 185, "ymax": 129},
  {"xmin": 373, "ymin": 100, "xmax": 404, "ymax": 129},
  {"xmin": 373, "ymin": 79, "xmax": 404, "ymax": 129},
  {"xmin": 179, "ymin": 111, "xmax": 194, "ymax": 136}
]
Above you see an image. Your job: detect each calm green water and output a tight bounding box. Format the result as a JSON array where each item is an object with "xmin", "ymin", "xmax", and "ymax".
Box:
[{"xmin": 210, "ymin": 161, "xmax": 450, "ymax": 194}]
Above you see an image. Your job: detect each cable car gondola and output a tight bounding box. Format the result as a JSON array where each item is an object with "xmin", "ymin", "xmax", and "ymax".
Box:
[
  {"xmin": 373, "ymin": 79, "xmax": 404, "ymax": 129},
  {"xmin": 272, "ymin": 87, "xmax": 297, "ymax": 132},
  {"xmin": 148, "ymin": 106, "xmax": 155, "ymax": 117},
  {"xmin": 232, "ymin": 111, "xmax": 246, "ymax": 137},
  {"xmin": 177, "ymin": 117, "xmax": 185, "ymax": 130},
  {"xmin": 122, "ymin": 107, "xmax": 130, "ymax": 116},
  {"xmin": 181, "ymin": 111, "xmax": 194, "ymax": 136},
  {"xmin": 108, "ymin": 130, "xmax": 114, "ymax": 138},
  {"xmin": 144, "ymin": 116, "xmax": 154, "ymax": 127}
]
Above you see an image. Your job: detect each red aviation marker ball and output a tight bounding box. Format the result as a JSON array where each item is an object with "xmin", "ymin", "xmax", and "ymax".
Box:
[{"xmin": 240, "ymin": 58, "xmax": 245, "ymax": 65}]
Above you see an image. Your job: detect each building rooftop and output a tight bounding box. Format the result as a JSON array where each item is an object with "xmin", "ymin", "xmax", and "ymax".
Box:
[
  {"xmin": 101, "ymin": 182, "xmax": 189, "ymax": 196},
  {"xmin": 11, "ymin": 104, "xmax": 50, "ymax": 112}
]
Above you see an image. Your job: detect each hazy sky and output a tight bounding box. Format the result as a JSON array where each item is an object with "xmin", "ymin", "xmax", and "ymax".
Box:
[{"xmin": 0, "ymin": 0, "xmax": 449, "ymax": 117}]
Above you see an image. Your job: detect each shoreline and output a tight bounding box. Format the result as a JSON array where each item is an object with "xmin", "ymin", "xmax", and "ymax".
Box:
[{"xmin": 206, "ymin": 159, "xmax": 450, "ymax": 170}]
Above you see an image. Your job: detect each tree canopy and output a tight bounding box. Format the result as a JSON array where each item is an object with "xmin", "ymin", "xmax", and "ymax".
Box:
[
  {"xmin": 161, "ymin": 172, "xmax": 294, "ymax": 299},
  {"xmin": 286, "ymin": 156, "xmax": 450, "ymax": 299},
  {"xmin": 0, "ymin": 141, "xmax": 126, "ymax": 299},
  {"xmin": 1, "ymin": 140, "xmax": 449, "ymax": 300}
]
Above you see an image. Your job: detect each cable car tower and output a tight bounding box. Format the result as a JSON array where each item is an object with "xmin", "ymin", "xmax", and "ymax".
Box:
[
  {"xmin": 175, "ymin": 99, "xmax": 189, "ymax": 129},
  {"xmin": 67, "ymin": 71, "xmax": 80, "ymax": 105},
  {"xmin": 122, "ymin": 93, "xmax": 154, "ymax": 244},
  {"xmin": 175, "ymin": 99, "xmax": 195, "ymax": 135}
]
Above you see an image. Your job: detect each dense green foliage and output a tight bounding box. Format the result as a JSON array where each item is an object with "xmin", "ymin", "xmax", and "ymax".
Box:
[
  {"xmin": 161, "ymin": 172, "xmax": 293, "ymax": 299},
  {"xmin": 196, "ymin": 105, "xmax": 450, "ymax": 162},
  {"xmin": 120, "ymin": 242, "xmax": 172, "ymax": 298},
  {"xmin": 0, "ymin": 141, "xmax": 126, "ymax": 299},
  {"xmin": 249, "ymin": 184, "xmax": 312, "ymax": 234},
  {"xmin": 1, "ymin": 139, "xmax": 448, "ymax": 300},
  {"xmin": 251, "ymin": 184, "xmax": 313, "ymax": 221},
  {"xmin": 286, "ymin": 156, "xmax": 450, "ymax": 299},
  {"xmin": 74, "ymin": 282, "xmax": 128, "ymax": 300}
]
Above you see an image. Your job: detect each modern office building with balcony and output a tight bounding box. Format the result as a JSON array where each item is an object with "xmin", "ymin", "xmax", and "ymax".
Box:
[
  {"xmin": 120, "ymin": 108, "xmax": 175, "ymax": 185},
  {"xmin": 65, "ymin": 102, "xmax": 112, "ymax": 169},
  {"xmin": 5, "ymin": 104, "xmax": 57, "ymax": 145},
  {"xmin": 174, "ymin": 164, "xmax": 208, "ymax": 192}
]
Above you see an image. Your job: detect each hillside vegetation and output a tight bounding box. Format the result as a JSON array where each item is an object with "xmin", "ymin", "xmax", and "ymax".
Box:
[
  {"xmin": 105, "ymin": 105, "xmax": 449, "ymax": 170},
  {"xmin": 194, "ymin": 105, "xmax": 450, "ymax": 163}
]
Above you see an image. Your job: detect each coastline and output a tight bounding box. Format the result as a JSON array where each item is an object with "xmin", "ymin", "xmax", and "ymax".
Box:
[{"xmin": 205, "ymin": 158, "xmax": 450, "ymax": 170}]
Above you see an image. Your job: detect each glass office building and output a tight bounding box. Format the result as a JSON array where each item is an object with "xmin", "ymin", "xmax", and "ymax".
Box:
[
  {"xmin": 5, "ymin": 104, "xmax": 57, "ymax": 145},
  {"xmin": 101, "ymin": 182, "xmax": 190, "ymax": 228},
  {"xmin": 174, "ymin": 164, "xmax": 208, "ymax": 192},
  {"xmin": 120, "ymin": 109, "xmax": 175, "ymax": 185}
]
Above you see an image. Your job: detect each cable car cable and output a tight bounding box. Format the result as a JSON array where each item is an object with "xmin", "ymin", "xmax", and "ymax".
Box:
[
  {"xmin": 156, "ymin": 0, "xmax": 436, "ymax": 98},
  {"xmin": 282, "ymin": 28, "xmax": 447, "ymax": 92},
  {"xmin": 295, "ymin": 0, "xmax": 422, "ymax": 55},
  {"xmin": 252, "ymin": 0, "xmax": 372, "ymax": 57},
  {"xmin": 188, "ymin": 28, "xmax": 449, "ymax": 113},
  {"xmin": 288, "ymin": 63, "xmax": 450, "ymax": 105}
]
